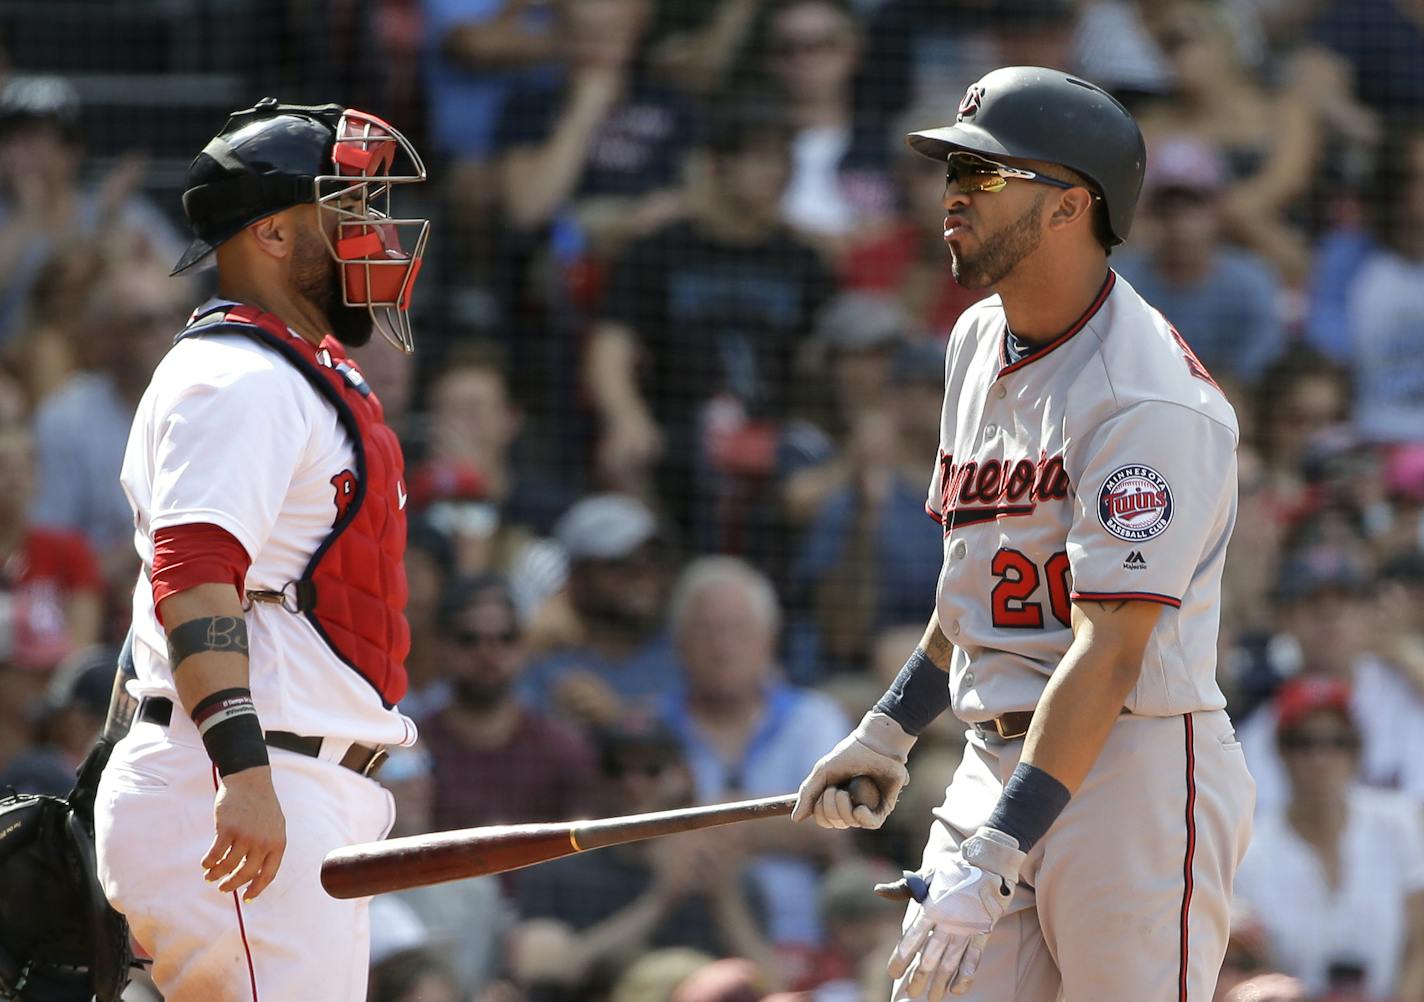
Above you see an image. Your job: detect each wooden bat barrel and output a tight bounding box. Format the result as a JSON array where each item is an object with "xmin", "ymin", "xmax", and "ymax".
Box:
[{"xmin": 320, "ymin": 793, "xmax": 798, "ymax": 899}]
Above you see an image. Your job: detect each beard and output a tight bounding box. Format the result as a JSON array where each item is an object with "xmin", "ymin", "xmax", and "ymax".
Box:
[
  {"xmin": 453, "ymin": 674, "xmax": 513, "ymax": 710},
  {"xmin": 951, "ymin": 191, "xmax": 1047, "ymax": 290},
  {"xmin": 292, "ymin": 228, "xmax": 375, "ymax": 347}
]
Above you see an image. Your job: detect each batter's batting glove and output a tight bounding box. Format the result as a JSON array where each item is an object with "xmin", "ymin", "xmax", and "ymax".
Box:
[
  {"xmin": 792, "ymin": 711, "xmax": 913, "ymax": 830},
  {"xmin": 878, "ymin": 826, "xmax": 1025, "ymax": 1000}
]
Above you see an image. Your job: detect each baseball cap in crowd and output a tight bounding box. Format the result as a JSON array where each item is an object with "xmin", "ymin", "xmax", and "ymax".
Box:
[
  {"xmin": 1274, "ymin": 676, "xmax": 1354, "ymax": 734},
  {"xmin": 1144, "ymin": 135, "xmax": 1225, "ymax": 198},
  {"xmin": 815, "ymin": 293, "xmax": 913, "ymax": 353},
  {"xmin": 554, "ymin": 493, "xmax": 658, "ymax": 562},
  {"xmin": 1272, "ymin": 544, "xmax": 1372, "ymax": 602},
  {"xmin": 0, "ymin": 76, "xmax": 81, "ymax": 142},
  {"xmin": 42, "ymin": 645, "xmax": 119, "ymax": 720}
]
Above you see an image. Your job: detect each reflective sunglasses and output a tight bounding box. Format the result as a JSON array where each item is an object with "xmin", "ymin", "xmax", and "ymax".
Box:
[{"xmin": 945, "ymin": 153, "xmax": 1080, "ymax": 195}]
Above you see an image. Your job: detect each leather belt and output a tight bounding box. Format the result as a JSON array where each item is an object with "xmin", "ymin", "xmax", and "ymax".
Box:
[
  {"xmin": 975, "ymin": 707, "xmax": 1130, "ymax": 742},
  {"xmin": 137, "ymin": 697, "xmax": 388, "ymax": 778},
  {"xmin": 979, "ymin": 711, "xmax": 1035, "ymax": 741}
]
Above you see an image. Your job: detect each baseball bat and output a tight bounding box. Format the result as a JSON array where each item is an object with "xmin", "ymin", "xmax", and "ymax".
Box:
[{"xmin": 320, "ymin": 776, "xmax": 881, "ymax": 899}]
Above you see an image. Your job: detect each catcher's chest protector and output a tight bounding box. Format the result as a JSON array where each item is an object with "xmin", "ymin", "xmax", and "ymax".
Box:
[{"xmin": 177, "ymin": 305, "xmax": 410, "ymax": 705}]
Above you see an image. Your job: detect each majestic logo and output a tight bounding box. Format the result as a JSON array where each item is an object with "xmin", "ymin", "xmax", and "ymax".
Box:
[
  {"xmin": 331, "ymin": 470, "xmax": 358, "ymax": 523},
  {"xmin": 396, "ymin": 480, "xmax": 408, "ymax": 511},
  {"xmin": 1124, "ymin": 550, "xmax": 1147, "ymax": 569},
  {"xmin": 958, "ymin": 85, "xmax": 985, "ymax": 119},
  {"xmin": 1099, "ymin": 465, "xmax": 1173, "ymax": 542},
  {"xmin": 938, "ymin": 449, "xmax": 1070, "ymax": 531}
]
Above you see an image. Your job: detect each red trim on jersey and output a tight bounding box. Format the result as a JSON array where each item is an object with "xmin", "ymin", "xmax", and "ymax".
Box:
[
  {"xmin": 997, "ymin": 271, "xmax": 1116, "ymax": 377},
  {"xmin": 1070, "ymin": 590, "xmax": 1182, "ymax": 609},
  {"xmin": 212, "ymin": 764, "xmax": 260, "ymax": 1001},
  {"xmin": 924, "ymin": 501, "xmax": 944, "ymax": 524},
  {"xmin": 1178, "ymin": 714, "xmax": 1197, "ymax": 1002},
  {"xmin": 151, "ymin": 523, "xmax": 251, "ymax": 624}
]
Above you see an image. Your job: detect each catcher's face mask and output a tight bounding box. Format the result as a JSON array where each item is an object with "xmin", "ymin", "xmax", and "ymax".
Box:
[{"xmin": 314, "ymin": 109, "xmax": 429, "ymax": 355}]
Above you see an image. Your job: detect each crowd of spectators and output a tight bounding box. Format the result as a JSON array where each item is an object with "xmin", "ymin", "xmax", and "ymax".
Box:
[{"xmin": 2, "ymin": 0, "xmax": 1423, "ymax": 999}]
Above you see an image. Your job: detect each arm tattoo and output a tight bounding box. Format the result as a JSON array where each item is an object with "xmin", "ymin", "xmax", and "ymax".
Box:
[
  {"xmin": 166, "ymin": 616, "xmax": 249, "ymax": 672},
  {"xmin": 923, "ymin": 627, "xmax": 955, "ymax": 668}
]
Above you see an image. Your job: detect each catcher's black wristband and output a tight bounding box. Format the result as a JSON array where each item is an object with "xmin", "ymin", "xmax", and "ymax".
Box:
[
  {"xmin": 873, "ymin": 648, "xmax": 951, "ymax": 736},
  {"xmin": 166, "ymin": 616, "xmax": 249, "ymax": 672},
  {"xmin": 190, "ymin": 688, "xmax": 269, "ymax": 776},
  {"xmin": 986, "ymin": 762, "xmax": 1071, "ymax": 853}
]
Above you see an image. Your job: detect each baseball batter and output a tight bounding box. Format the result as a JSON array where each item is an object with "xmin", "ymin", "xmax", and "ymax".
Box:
[
  {"xmin": 794, "ymin": 67, "xmax": 1255, "ymax": 1001},
  {"xmin": 93, "ymin": 99, "xmax": 429, "ymax": 1001}
]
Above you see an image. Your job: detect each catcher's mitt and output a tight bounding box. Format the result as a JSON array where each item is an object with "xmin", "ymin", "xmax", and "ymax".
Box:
[{"xmin": 0, "ymin": 738, "xmax": 135, "ymax": 1002}]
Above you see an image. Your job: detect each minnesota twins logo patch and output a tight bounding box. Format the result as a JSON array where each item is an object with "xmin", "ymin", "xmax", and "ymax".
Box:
[{"xmin": 1098, "ymin": 465, "xmax": 1173, "ymax": 541}]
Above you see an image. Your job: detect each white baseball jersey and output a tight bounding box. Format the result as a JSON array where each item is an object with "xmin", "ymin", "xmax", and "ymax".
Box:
[
  {"xmin": 119, "ymin": 302, "xmax": 417, "ymax": 748},
  {"xmin": 926, "ymin": 271, "xmax": 1238, "ymax": 722}
]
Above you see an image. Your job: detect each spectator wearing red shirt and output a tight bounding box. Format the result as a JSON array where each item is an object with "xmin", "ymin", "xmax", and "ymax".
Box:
[
  {"xmin": 0, "ymin": 422, "xmax": 103, "ymax": 666},
  {"xmin": 419, "ymin": 573, "xmax": 596, "ymax": 830}
]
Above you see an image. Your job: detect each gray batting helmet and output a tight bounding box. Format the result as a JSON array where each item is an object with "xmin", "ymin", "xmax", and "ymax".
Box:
[{"xmin": 907, "ymin": 66, "xmax": 1146, "ymax": 245}]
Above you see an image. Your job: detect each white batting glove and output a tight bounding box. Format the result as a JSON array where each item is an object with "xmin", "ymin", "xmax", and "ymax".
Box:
[
  {"xmin": 883, "ymin": 826, "xmax": 1025, "ymax": 1000},
  {"xmin": 791, "ymin": 712, "xmax": 914, "ymax": 830}
]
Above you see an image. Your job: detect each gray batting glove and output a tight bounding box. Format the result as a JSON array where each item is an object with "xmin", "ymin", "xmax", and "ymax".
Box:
[
  {"xmin": 886, "ymin": 826, "xmax": 1025, "ymax": 1000},
  {"xmin": 792, "ymin": 712, "xmax": 914, "ymax": 830}
]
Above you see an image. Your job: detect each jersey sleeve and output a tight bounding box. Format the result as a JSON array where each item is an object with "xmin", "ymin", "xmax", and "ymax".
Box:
[
  {"xmin": 147, "ymin": 345, "xmax": 314, "ymax": 560},
  {"xmin": 1065, "ymin": 401, "xmax": 1236, "ymax": 607}
]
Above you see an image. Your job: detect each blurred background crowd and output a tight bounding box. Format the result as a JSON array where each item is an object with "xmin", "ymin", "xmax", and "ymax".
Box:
[{"xmin": 0, "ymin": 0, "xmax": 1421, "ymax": 1000}]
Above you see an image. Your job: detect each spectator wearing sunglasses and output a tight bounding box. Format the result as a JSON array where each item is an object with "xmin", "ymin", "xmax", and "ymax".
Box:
[
  {"xmin": 1236, "ymin": 544, "xmax": 1424, "ymax": 816},
  {"xmin": 1234, "ymin": 677, "xmax": 1424, "ymax": 1001},
  {"xmin": 419, "ymin": 573, "xmax": 596, "ymax": 831}
]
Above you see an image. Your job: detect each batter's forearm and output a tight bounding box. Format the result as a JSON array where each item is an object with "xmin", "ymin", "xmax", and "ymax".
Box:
[
  {"xmin": 919, "ymin": 609, "xmax": 953, "ymax": 670},
  {"xmin": 1019, "ymin": 601, "xmax": 1160, "ymax": 794}
]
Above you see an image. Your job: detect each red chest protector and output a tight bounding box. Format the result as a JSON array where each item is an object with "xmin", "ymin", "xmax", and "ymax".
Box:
[{"xmin": 179, "ymin": 304, "xmax": 409, "ymax": 707}]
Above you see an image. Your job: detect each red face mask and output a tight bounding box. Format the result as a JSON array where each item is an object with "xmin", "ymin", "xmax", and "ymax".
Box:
[{"xmin": 316, "ymin": 109, "xmax": 429, "ymax": 353}]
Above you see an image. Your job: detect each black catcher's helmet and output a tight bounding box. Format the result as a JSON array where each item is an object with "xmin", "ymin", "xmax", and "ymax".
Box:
[
  {"xmin": 173, "ymin": 98, "xmax": 429, "ymax": 352},
  {"xmin": 907, "ymin": 66, "xmax": 1146, "ymax": 245}
]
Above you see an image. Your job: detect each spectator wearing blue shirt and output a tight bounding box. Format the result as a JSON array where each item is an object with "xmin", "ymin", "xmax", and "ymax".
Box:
[
  {"xmin": 790, "ymin": 338, "xmax": 944, "ymax": 677},
  {"xmin": 519, "ymin": 493, "xmax": 681, "ymax": 730},
  {"xmin": 1344, "ymin": 123, "xmax": 1424, "ymax": 443},
  {"xmin": 659, "ymin": 556, "xmax": 848, "ymax": 946},
  {"xmin": 1113, "ymin": 134, "xmax": 1287, "ymax": 385}
]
